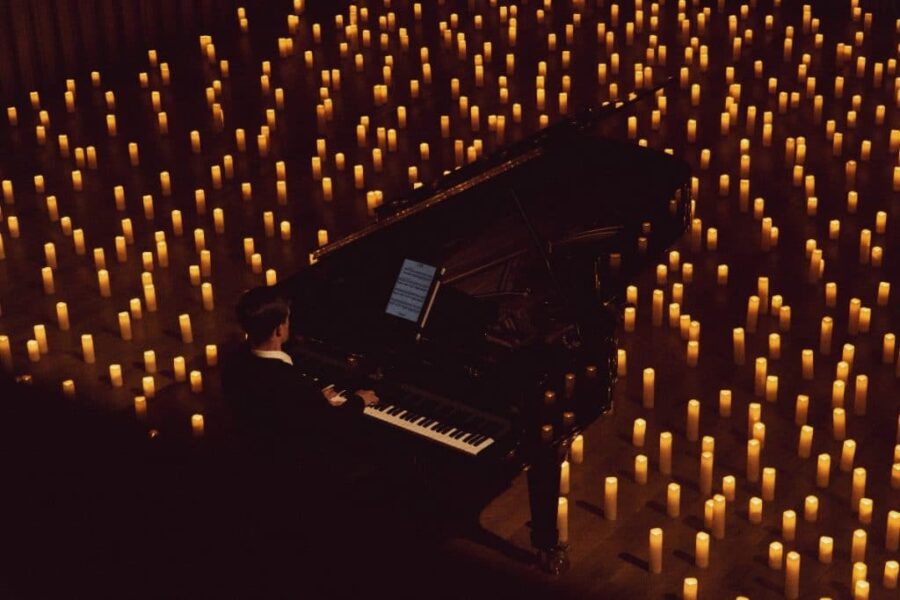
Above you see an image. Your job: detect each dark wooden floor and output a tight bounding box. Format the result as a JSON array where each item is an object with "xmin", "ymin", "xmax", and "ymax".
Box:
[{"xmin": 0, "ymin": 0, "xmax": 898, "ymax": 597}]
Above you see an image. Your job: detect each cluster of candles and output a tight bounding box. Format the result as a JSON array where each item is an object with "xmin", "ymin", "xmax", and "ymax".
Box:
[{"xmin": 0, "ymin": 0, "xmax": 898, "ymax": 596}]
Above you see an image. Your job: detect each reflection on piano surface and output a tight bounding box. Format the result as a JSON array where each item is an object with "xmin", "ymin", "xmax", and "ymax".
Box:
[{"xmin": 280, "ymin": 83, "xmax": 691, "ymax": 568}]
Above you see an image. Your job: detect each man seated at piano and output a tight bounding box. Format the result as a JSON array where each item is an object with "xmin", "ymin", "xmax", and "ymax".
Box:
[{"xmin": 223, "ymin": 286, "xmax": 379, "ymax": 453}]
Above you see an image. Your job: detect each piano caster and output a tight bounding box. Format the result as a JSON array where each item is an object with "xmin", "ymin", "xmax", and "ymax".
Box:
[{"xmin": 537, "ymin": 544, "xmax": 570, "ymax": 575}]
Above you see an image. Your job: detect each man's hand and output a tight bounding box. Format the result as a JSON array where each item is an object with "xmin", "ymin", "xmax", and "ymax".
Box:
[
  {"xmin": 356, "ymin": 389, "xmax": 379, "ymax": 407},
  {"xmin": 322, "ymin": 386, "xmax": 338, "ymax": 401}
]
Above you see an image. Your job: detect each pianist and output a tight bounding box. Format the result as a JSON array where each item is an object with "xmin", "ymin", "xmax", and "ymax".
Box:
[{"xmin": 223, "ymin": 286, "xmax": 379, "ymax": 452}]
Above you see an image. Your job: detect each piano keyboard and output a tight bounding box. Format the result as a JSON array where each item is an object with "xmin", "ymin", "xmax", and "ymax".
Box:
[{"xmin": 363, "ymin": 401, "xmax": 498, "ymax": 456}]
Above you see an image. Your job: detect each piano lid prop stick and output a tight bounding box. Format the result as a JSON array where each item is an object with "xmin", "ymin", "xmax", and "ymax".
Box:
[{"xmin": 604, "ymin": 476, "xmax": 617, "ymax": 520}]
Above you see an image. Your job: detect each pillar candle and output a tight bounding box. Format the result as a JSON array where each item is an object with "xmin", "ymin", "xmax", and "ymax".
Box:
[
  {"xmin": 722, "ymin": 475, "xmax": 736, "ymax": 501},
  {"xmin": 712, "ymin": 494, "xmax": 725, "ymax": 539},
  {"xmin": 858, "ymin": 498, "xmax": 873, "ymax": 525},
  {"xmin": 649, "ymin": 528, "xmax": 663, "ymax": 574},
  {"xmin": 174, "ymin": 356, "xmax": 186, "ymax": 382},
  {"xmin": 642, "ymin": 368, "xmax": 654, "ymax": 408},
  {"xmin": 748, "ymin": 403, "xmax": 761, "ymax": 436},
  {"xmin": 893, "ymin": 463, "xmax": 900, "ymax": 489},
  {"xmin": 816, "ymin": 454, "xmax": 831, "ymax": 488},
  {"xmin": 765, "ymin": 375, "xmax": 778, "ymax": 403},
  {"xmin": 753, "ymin": 422, "xmax": 766, "ymax": 450},
  {"xmin": 805, "ymin": 495, "xmax": 819, "ymax": 522},
  {"xmin": 55, "ymin": 302, "xmax": 69, "ymax": 331},
  {"xmin": 118, "ymin": 312, "xmax": 132, "ymax": 341},
  {"xmin": 143, "ymin": 350, "xmax": 156, "ymax": 374},
  {"xmin": 840, "ymin": 439, "xmax": 856, "ymax": 471},
  {"xmin": 134, "ymin": 396, "xmax": 147, "ymax": 419},
  {"xmin": 853, "ymin": 375, "xmax": 867, "ymax": 415},
  {"xmin": 820, "ymin": 317, "xmax": 833, "ymax": 354},
  {"xmin": 142, "ymin": 376, "xmax": 155, "ymax": 399},
  {"xmin": 719, "ymin": 390, "xmax": 732, "ymax": 417},
  {"xmin": 659, "ymin": 432, "xmax": 672, "ymax": 475},
  {"xmin": 819, "ymin": 536, "xmax": 833, "ymax": 564},
  {"xmin": 624, "ymin": 307, "xmax": 636, "ymax": 331},
  {"xmin": 560, "ymin": 460, "xmax": 570, "ymax": 495},
  {"xmin": 769, "ymin": 334, "xmax": 781, "ymax": 360},
  {"xmin": 833, "ymin": 408, "xmax": 847, "ymax": 440},
  {"xmin": 202, "ymin": 283, "xmax": 214, "ymax": 311},
  {"xmin": 798, "ymin": 425, "xmax": 814, "ymax": 458},
  {"xmin": 731, "ymin": 328, "xmax": 745, "ymax": 365},
  {"xmin": 833, "ymin": 380, "xmax": 846, "ymax": 408},
  {"xmin": 604, "ymin": 476, "xmax": 617, "ymax": 520},
  {"xmin": 144, "ymin": 284, "xmax": 157, "ymax": 312},
  {"xmin": 749, "ymin": 497, "xmax": 763, "ymax": 524},
  {"xmin": 695, "ymin": 532, "xmax": 709, "ymax": 568},
  {"xmin": 795, "ymin": 395, "xmax": 809, "ymax": 426},
  {"xmin": 109, "ymin": 364, "xmax": 123, "ymax": 387},
  {"xmin": 652, "ymin": 289, "xmax": 663, "ymax": 326},
  {"xmin": 746, "ymin": 296, "xmax": 759, "ymax": 332},
  {"xmin": 191, "ymin": 414, "xmax": 204, "ymax": 438},
  {"xmin": 887, "ymin": 511, "xmax": 900, "ymax": 551},
  {"xmin": 769, "ymin": 541, "xmax": 783, "ymax": 569},
  {"xmin": 747, "ymin": 439, "xmax": 761, "ymax": 482},
  {"xmin": 700, "ymin": 451, "xmax": 714, "ymax": 498},
  {"xmin": 762, "ymin": 467, "xmax": 776, "ymax": 501},
  {"xmin": 635, "ymin": 455, "xmax": 648, "ymax": 484},
  {"xmin": 686, "ymin": 341, "xmax": 699, "ymax": 367},
  {"xmin": 81, "ymin": 334, "xmax": 95, "ymax": 364},
  {"xmin": 851, "ymin": 529, "xmax": 867, "ymax": 563},
  {"xmin": 179, "ymin": 314, "xmax": 193, "ymax": 344},
  {"xmin": 782, "ymin": 510, "xmax": 797, "ymax": 541},
  {"xmin": 206, "ymin": 345, "xmax": 218, "ymax": 367},
  {"xmin": 665, "ymin": 482, "xmax": 680, "ymax": 517},
  {"xmin": 571, "ymin": 434, "xmax": 583, "ymax": 464},
  {"xmin": 801, "ymin": 349, "xmax": 814, "ymax": 379},
  {"xmin": 686, "ymin": 399, "xmax": 700, "ymax": 441},
  {"xmin": 633, "ymin": 418, "xmax": 646, "ymax": 446},
  {"xmin": 885, "ymin": 334, "xmax": 897, "ymax": 363}
]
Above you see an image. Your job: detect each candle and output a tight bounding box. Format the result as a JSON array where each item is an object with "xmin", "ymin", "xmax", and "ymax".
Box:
[
  {"xmin": 700, "ymin": 451, "xmax": 714, "ymax": 498},
  {"xmin": 816, "ymin": 454, "xmax": 831, "ymax": 488},
  {"xmin": 652, "ymin": 289, "xmax": 663, "ymax": 326},
  {"xmin": 174, "ymin": 356, "xmax": 186, "ymax": 382},
  {"xmin": 747, "ymin": 439, "xmax": 761, "ymax": 482},
  {"xmin": 712, "ymin": 494, "xmax": 726, "ymax": 539},
  {"xmin": 833, "ymin": 408, "xmax": 847, "ymax": 440},
  {"xmin": 769, "ymin": 541, "xmax": 783, "ymax": 570},
  {"xmin": 624, "ymin": 307, "xmax": 636, "ymax": 331},
  {"xmin": 179, "ymin": 314, "xmax": 192, "ymax": 344},
  {"xmin": 784, "ymin": 552, "xmax": 800, "ymax": 600},
  {"xmin": 718, "ymin": 389, "xmax": 732, "ymax": 418},
  {"xmin": 556, "ymin": 497, "xmax": 569, "ymax": 545},
  {"xmin": 851, "ymin": 529, "xmax": 867, "ymax": 563},
  {"xmin": 560, "ymin": 460, "xmax": 570, "ymax": 495},
  {"xmin": 202, "ymin": 283, "xmax": 214, "ymax": 311},
  {"xmin": 134, "ymin": 396, "xmax": 147, "ymax": 419},
  {"xmin": 98, "ymin": 269, "xmax": 111, "ymax": 297},
  {"xmin": 635, "ymin": 455, "xmax": 648, "ymax": 484},
  {"xmin": 81, "ymin": 334, "xmax": 95, "ymax": 364},
  {"xmin": 118, "ymin": 312, "xmax": 132, "ymax": 341},
  {"xmin": 885, "ymin": 334, "xmax": 897, "ymax": 364},
  {"xmin": 749, "ymin": 497, "xmax": 763, "ymax": 524},
  {"xmin": 142, "ymin": 376, "xmax": 155, "ymax": 399},
  {"xmin": 604, "ymin": 476, "xmax": 617, "ymax": 520},
  {"xmin": 746, "ymin": 296, "xmax": 759, "ymax": 333},
  {"xmin": 754, "ymin": 357, "xmax": 767, "ymax": 397},
  {"xmin": 662, "ymin": 482, "xmax": 680, "ymax": 518},
  {"xmin": 886, "ymin": 561, "xmax": 899, "ymax": 589},
  {"xmin": 733, "ymin": 328, "xmax": 745, "ymax": 365},
  {"xmin": 109, "ymin": 364, "xmax": 123, "ymax": 387},
  {"xmin": 722, "ymin": 475, "xmax": 736, "ymax": 501},
  {"xmin": 571, "ymin": 434, "xmax": 583, "ymax": 464},
  {"xmin": 765, "ymin": 375, "xmax": 778, "ymax": 403},
  {"xmin": 852, "ymin": 562, "xmax": 867, "ymax": 593},
  {"xmin": 642, "ymin": 368, "xmax": 655, "ymax": 408},
  {"xmin": 753, "ymin": 422, "xmax": 766, "ymax": 450},
  {"xmin": 805, "ymin": 495, "xmax": 819, "ymax": 522},
  {"xmin": 686, "ymin": 399, "xmax": 700, "ymax": 441},
  {"xmin": 858, "ymin": 498, "xmax": 873, "ymax": 525},
  {"xmin": 782, "ymin": 510, "xmax": 797, "ymax": 542},
  {"xmin": 633, "ymin": 418, "xmax": 646, "ymax": 447},
  {"xmin": 659, "ymin": 432, "xmax": 672, "ymax": 475},
  {"xmin": 56, "ymin": 302, "xmax": 69, "ymax": 331},
  {"xmin": 762, "ymin": 467, "xmax": 776, "ymax": 501},
  {"xmin": 841, "ymin": 439, "xmax": 857, "ymax": 471},
  {"xmin": 853, "ymin": 375, "xmax": 867, "ymax": 415},
  {"xmin": 802, "ymin": 349, "xmax": 814, "ymax": 379},
  {"xmin": 649, "ymin": 528, "xmax": 663, "ymax": 574},
  {"xmin": 191, "ymin": 414, "xmax": 205, "ymax": 438},
  {"xmin": 887, "ymin": 511, "xmax": 900, "ymax": 550},
  {"xmin": 26, "ymin": 339, "xmax": 40, "ymax": 362},
  {"xmin": 206, "ymin": 345, "xmax": 218, "ymax": 367},
  {"xmin": 692, "ymin": 532, "xmax": 710, "ymax": 569},
  {"xmin": 833, "ymin": 380, "xmax": 846, "ymax": 408},
  {"xmin": 686, "ymin": 341, "xmax": 699, "ymax": 367},
  {"xmin": 143, "ymin": 350, "xmax": 156, "ymax": 374},
  {"xmin": 798, "ymin": 425, "xmax": 814, "ymax": 458},
  {"xmin": 748, "ymin": 403, "xmax": 762, "ymax": 436},
  {"xmin": 683, "ymin": 578, "xmax": 698, "ymax": 600},
  {"xmin": 820, "ymin": 317, "xmax": 833, "ymax": 354}
]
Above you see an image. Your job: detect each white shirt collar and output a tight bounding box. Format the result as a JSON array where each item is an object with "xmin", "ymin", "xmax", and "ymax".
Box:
[{"xmin": 251, "ymin": 349, "xmax": 294, "ymax": 366}]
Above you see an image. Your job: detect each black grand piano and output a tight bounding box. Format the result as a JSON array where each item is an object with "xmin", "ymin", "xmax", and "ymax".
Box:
[{"xmin": 279, "ymin": 85, "xmax": 691, "ymax": 570}]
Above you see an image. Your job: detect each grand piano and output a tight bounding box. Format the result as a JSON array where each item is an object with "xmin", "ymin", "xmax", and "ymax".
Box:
[{"xmin": 279, "ymin": 83, "xmax": 691, "ymax": 570}]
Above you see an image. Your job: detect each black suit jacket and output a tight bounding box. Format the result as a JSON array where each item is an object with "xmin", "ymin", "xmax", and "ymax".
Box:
[{"xmin": 222, "ymin": 345, "xmax": 364, "ymax": 456}]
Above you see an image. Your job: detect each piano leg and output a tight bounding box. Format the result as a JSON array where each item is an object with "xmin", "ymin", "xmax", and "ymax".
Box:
[{"xmin": 526, "ymin": 442, "xmax": 570, "ymax": 574}]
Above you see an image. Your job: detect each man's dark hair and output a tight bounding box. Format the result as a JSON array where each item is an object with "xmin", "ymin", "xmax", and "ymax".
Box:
[{"xmin": 235, "ymin": 287, "xmax": 290, "ymax": 346}]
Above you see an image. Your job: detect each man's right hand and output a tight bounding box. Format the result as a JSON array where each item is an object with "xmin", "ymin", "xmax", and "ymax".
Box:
[{"xmin": 356, "ymin": 390, "xmax": 379, "ymax": 407}]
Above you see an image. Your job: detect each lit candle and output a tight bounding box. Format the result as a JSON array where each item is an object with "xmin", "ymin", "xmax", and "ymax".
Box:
[
  {"xmin": 557, "ymin": 497, "xmax": 568, "ymax": 544},
  {"xmin": 749, "ymin": 497, "xmax": 763, "ymax": 524},
  {"xmin": 719, "ymin": 390, "xmax": 732, "ymax": 417},
  {"xmin": 762, "ymin": 467, "xmax": 776, "ymax": 501},
  {"xmin": 118, "ymin": 312, "xmax": 132, "ymax": 341},
  {"xmin": 642, "ymin": 368, "xmax": 655, "ymax": 408},
  {"xmin": 635, "ymin": 454, "xmax": 648, "ymax": 484},
  {"xmin": 206, "ymin": 345, "xmax": 218, "ymax": 367},
  {"xmin": 782, "ymin": 510, "xmax": 797, "ymax": 542},
  {"xmin": 649, "ymin": 528, "xmax": 663, "ymax": 574},
  {"xmin": 820, "ymin": 317, "xmax": 833, "ymax": 354},
  {"xmin": 769, "ymin": 541, "xmax": 783, "ymax": 570},
  {"xmin": 840, "ymin": 439, "xmax": 856, "ymax": 471},
  {"xmin": 81, "ymin": 334, "xmax": 95, "ymax": 364},
  {"xmin": 633, "ymin": 418, "xmax": 646, "ymax": 447},
  {"xmin": 109, "ymin": 364, "xmax": 123, "ymax": 387},
  {"xmin": 801, "ymin": 349, "xmax": 814, "ymax": 380},
  {"xmin": 700, "ymin": 451, "xmax": 714, "ymax": 498},
  {"xmin": 624, "ymin": 306, "xmax": 636, "ymax": 331},
  {"xmin": 781, "ymin": 551, "xmax": 800, "ymax": 600},
  {"xmin": 885, "ymin": 334, "xmax": 897, "ymax": 364},
  {"xmin": 858, "ymin": 498, "xmax": 873, "ymax": 525},
  {"xmin": 683, "ymin": 578, "xmax": 698, "ymax": 600},
  {"xmin": 56, "ymin": 302, "xmax": 69, "ymax": 331},
  {"xmin": 560, "ymin": 460, "xmax": 570, "ymax": 495},
  {"xmin": 143, "ymin": 350, "xmax": 156, "ymax": 374},
  {"xmin": 98, "ymin": 269, "xmax": 111, "ymax": 297},
  {"xmin": 660, "ymin": 432, "xmax": 672, "ymax": 475},
  {"xmin": 202, "ymin": 283, "xmax": 214, "ymax": 311},
  {"xmin": 851, "ymin": 529, "xmax": 867, "ymax": 563},
  {"xmin": 723, "ymin": 475, "xmax": 736, "ymax": 501},
  {"xmin": 805, "ymin": 495, "xmax": 819, "ymax": 522},
  {"xmin": 190, "ymin": 371, "xmax": 203, "ymax": 393},
  {"xmin": 604, "ymin": 476, "xmax": 617, "ymax": 520},
  {"xmin": 887, "ymin": 511, "xmax": 900, "ymax": 551},
  {"xmin": 179, "ymin": 314, "xmax": 193, "ymax": 344},
  {"xmin": 816, "ymin": 454, "xmax": 831, "ymax": 488},
  {"xmin": 733, "ymin": 328, "xmax": 745, "ymax": 365},
  {"xmin": 142, "ymin": 376, "xmax": 155, "ymax": 399},
  {"xmin": 174, "ymin": 356, "xmax": 186, "ymax": 382},
  {"xmin": 765, "ymin": 375, "xmax": 778, "ymax": 403},
  {"xmin": 652, "ymin": 289, "xmax": 663, "ymax": 326},
  {"xmin": 666, "ymin": 482, "xmax": 680, "ymax": 518},
  {"xmin": 853, "ymin": 375, "xmax": 867, "ymax": 415},
  {"xmin": 833, "ymin": 380, "xmax": 846, "ymax": 408},
  {"xmin": 798, "ymin": 425, "xmax": 814, "ymax": 458},
  {"xmin": 686, "ymin": 399, "xmax": 700, "ymax": 441},
  {"xmin": 712, "ymin": 495, "xmax": 726, "ymax": 539},
  {"xmin": 886, "ymin": 561, "xmax": 899, "ymax": 589},
  {"xmin": 747, "ymin": 439, "xmax": 761, "ymax": 482},
  {"xmin": 833, "ymin": 408, "xmax": 847, "ymax": 440},
  {"xmin": 686, "ymin": 341, "xmax": 699, "ymax": 367},
  {"xmin": 191, "ymin": 414, "xmax": 205, "ymax": 438},
  {"xmin": 134, "ymin": 396, "xmax": 147, "ymax": 419}
]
